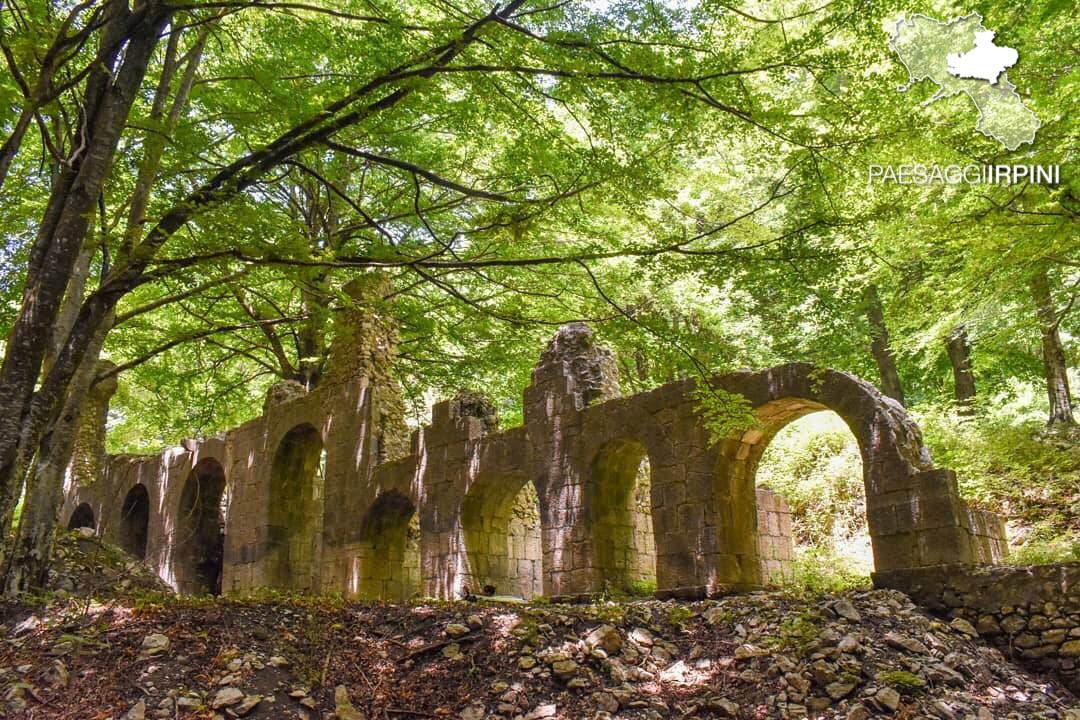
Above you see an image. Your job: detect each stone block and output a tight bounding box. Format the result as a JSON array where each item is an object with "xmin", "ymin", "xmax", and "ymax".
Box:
[
  {"xmin": 677, "ymin": 503, "xmax": 705, "ymax": 532},
  {"xmin": 915, "ymin": 527, "xmax": 975, "ymax": 566},
  {"xmin": 912, "ymin": 495, "xmax": 969, "ymax": 532},
  {"xmin": 871, "ymin": 533, "xmax": 917, "ymax": 572}
]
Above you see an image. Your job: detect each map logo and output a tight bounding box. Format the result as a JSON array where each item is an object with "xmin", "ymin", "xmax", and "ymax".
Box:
[{"xmin": 889, "ymin": 12, "xmax": 1040, "ymax": 151}]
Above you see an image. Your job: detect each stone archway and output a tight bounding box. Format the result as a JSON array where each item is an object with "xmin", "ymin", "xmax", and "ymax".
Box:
[
  {"xmin": 754, "ymin": 410, "xmax": 868, "ymax": 583},
  {"xmin": 462, "ymin": 473, "xmax": 542, "ymax": 599},
  {"xmin": 267, "ymin": 424, "xmax": 324, "ymax": 590},
  {"xmin": 712, "ymin": 362, "xmax": 979, "ymax": 583},
  {"xmin": 118, "ymin": 484, "xmax": 150, "ymax": 559},
  {"xmin": 356, "ymin": 490, "xmax": 419, "ymax": 600},
  {"xmin": 175, "ymin": 458, "xmax": 227, "ymax": 595},
  {"xmin": 588, "ymin": 439, "xmax": 656, "ymax": 594},
  {"xmin": 68, "ymin": 503, "xmax": 95, "ymax": 531}
]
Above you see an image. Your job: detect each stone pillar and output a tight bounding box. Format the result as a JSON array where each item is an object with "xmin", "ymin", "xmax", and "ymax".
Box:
[
  {"xmin": 69, "ymin": 361, "xmax": 119, "ymax": 489},
  {"xmin": 323, "ymin": 275, "xmax": 409, "ymax": 463},
  {"xmin": 867, "ymin": 468, "xmax": 978, "ymax": 571},
  {"xmin": 318, "ymin": 274, "xmax": 412, "ymax": 593},
  {"xmin": 418, "ymin": 392, "xmax": 498, "ymax": 599},
  {"xmin": 523, "ymin": 323, "xmax": 621, "ymax": 597}
]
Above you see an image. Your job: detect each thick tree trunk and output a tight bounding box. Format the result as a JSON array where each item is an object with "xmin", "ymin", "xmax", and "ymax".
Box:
[
  {"xmin": 863, "ymin": 284, "xmax": 906, "ymax": 406},
  {"xmin": 945, "ymin": 325, "xmax": 977, "ymax": 413},
  {"xmin": 4, "ymin": 333, "xmax": 115, "ymax": 595},
  {"xmin": 0, "ymin": 16, "xmax": 192, "ymax": 580},
  {"xmin": 44, "ymin": 243, "xmax": 96, "ymax": 376},
  {"xmin": 0, "ymin": 240, "xmax": 98, "ymax": 564},
  {"xmin": 1031, "ymin": 269, "xmax": 1075, "ymax": 427},
  {"xmin": 0, "ymin": 3, "xmax": 171, "ymax": 549}
]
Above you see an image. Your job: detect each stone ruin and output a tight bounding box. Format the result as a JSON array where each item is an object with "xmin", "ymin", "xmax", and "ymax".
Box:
[{"xmin": 62, "ymin": 300, "xmax": 1008, "ymax": 601}]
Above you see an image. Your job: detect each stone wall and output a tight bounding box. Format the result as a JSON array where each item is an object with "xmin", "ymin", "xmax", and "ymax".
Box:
[
  {"xmin": 505, "ymin": 483, "xmax": 543, "ymax": 598},
  {"xmin": 65, "ymin": 321, "xmax": 1003, "ymax": 602},
  {"xmin": 873, "ymin": 563, "xmax": 1080, "ymax": 693},
  {"xmin": 756, "ymin": 486, "xmax": 795, "ymax": 585},
  {"xmin": 631, "ymin": 459, "xmax": 657, "ymax": 589},
  {"xmin": 63, "ymin": 291, "xmax": 407, "ymax": 597},
  {"xmin": 967, "ymin": 506, "xmax": 1010, "ymax": 564}
]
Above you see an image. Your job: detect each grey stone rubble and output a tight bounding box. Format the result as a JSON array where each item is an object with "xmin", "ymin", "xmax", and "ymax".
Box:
[
  {"xmin": 477, "ymin": 589, "xmax": 1078, "ymax": 719},
  {"xmin": 3, "ymin": 588, "xmax": 1071, "ymax": 719}
]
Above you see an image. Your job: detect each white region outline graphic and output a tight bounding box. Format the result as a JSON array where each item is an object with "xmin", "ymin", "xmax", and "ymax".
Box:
[
  {"xmin": 946, "ymin": 29, "xmax": 1017, "ymax": 83},
  {"xmin": 888, "ymin": 12, "xmax": 1041, "ymax": 150}
]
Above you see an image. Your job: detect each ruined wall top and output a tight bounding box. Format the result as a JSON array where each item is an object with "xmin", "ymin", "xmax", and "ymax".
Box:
[
  {"xmin": 323, "ymin": 274, "xmax": 399, "ymax": 386},
  {"xmin": 263, "ymin": 379, "xmax": 308, "ymax": 415},
  {"xmin": 877, "ymin": 393, "xmax": 934, "ymax": 472},
  {"xmin": 529, "ymin": 322, "xmax": 621, "ymax": 410},
  {"xmin": 448, "ymin": 391, "xmax": 499, "ymax": 433}
]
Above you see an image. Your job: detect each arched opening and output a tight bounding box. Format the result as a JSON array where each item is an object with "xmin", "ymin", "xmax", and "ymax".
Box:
[
  {"xmin": 176, "ymin": 458, "xmax": 227, "ymax": 595},
  {"xmin": 267, "ymin": 424, "xmax": 324, "ymax": 590},
  {"xmin": 118, "ymin": 484, "xmax": 150, "ymax": 559},
  {"xmin": 356, "ymin": 490, "xmax": 419, "ymax": 600},
  {"xmin": 67, "ymin": 503, "xmax": 95, "ymax": 531},
  {"xmin": 462, "ymin": 474, "xmax": 542, "ymax": 599},
  {"xmin": 755, "ymin": 410, "xmax": 870, "ymax": 583},
  {"xmin": 589, "ymin": 439, "xmax": 656, "ymax": 594},
  {"xmin": 705, "ymin": 363, "xmax": 983, "ymax": 581}
]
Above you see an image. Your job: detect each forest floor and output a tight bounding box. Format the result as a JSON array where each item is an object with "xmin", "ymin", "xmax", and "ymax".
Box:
[{"xmin": 0, "ymin": 533, "xmax": 1077, "ymax": 720}]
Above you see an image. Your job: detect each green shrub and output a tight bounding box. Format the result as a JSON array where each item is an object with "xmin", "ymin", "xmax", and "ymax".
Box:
[
  {"xmin": 1011, "ymin": 532, "xmax": 1080, "ymax": 565},
  {"xmin": 914, "ymin": 388, "xmax": 1080, "ymax": 550},
  {"xmin": 628, "ymin": 580, "xmax": 657, "ymax": 597},
  {"xmin": 783, "ymin": 548, "xmax": 871, "ymax": 596}
]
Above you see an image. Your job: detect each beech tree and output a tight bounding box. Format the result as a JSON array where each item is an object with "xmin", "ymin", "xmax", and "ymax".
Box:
[
  {"xmin": 863, "ymin": 284, "xmax": 905, "ymax": 406},
  {"xmin": 1031, "ymin": 267, "xmax": 1076, "ymax": 427}
]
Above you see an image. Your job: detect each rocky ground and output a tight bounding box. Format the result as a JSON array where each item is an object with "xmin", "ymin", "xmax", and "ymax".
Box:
[
  {"xmin": 3, "ymin": 588, "xmax": 1078, "ymax": 719},
  {"xmin": 0, "ymin": 534, "xmax": 1076, "ymax": 719},
  {"xmin": 44, "ymin": 529, "xmax": 173, "ymax": 599}
]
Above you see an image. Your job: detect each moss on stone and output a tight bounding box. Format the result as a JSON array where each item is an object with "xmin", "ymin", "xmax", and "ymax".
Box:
[{"xmin": 876, "ymin": 670, "xmax": 926, "ymax": 693}]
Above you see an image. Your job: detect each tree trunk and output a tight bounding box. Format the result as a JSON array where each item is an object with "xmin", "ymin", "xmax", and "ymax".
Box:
[
  {"xmin": 0, "ymin": 16, "xmax": 196, "ymax": 580},
  {"xmin": 4, "ymin": 330, "xmax": 115, "ymax": 595},
  {"xmin": 0, "ymin": 239, "xmax": 98, "ymax": 565},
  {"xmin": 1031, "ymin": 269, "xmax": 1075, "ymax": 427},
  {"xmin": 44, "ymin": 242, "xmax": 96, "ymax": 376},
  {"xmin": 863, "ymin": 284, "xmax": 905, "ymax": 406},
  {"xmin": 0, "ymin": 3, "xmax": 171, "ymax": 549},
  {"xmin": 945, "ymin": 325, "xmax": 976, "ymax": 413}
]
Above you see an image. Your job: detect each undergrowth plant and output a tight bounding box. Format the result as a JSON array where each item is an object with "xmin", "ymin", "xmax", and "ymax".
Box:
[{"xmin": 915, "ymin": 384, "xmax": 1080, "ymax": 558}]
